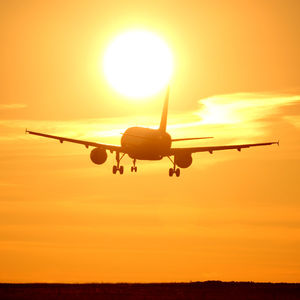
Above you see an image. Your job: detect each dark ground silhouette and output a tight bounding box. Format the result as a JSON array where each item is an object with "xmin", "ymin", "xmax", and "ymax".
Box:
[{"xmin": 0, "ymin": 281, "xmax": 299, "ymax": 300}]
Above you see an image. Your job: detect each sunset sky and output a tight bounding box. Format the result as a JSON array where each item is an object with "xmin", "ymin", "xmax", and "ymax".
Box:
[{"xmin": 0, "ymin": 0, "xmax": 300, "ymax": 283}]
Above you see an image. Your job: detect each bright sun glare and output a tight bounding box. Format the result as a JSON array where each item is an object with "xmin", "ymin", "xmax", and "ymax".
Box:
[{"xmin": 103, "ymin": 30, "xmax": 174, "ymax": 99}]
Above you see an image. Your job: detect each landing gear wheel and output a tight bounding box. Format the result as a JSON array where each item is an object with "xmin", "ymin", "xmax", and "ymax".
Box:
[
  {"xmin": 112, "ymin": 165, "xmax": 117, "ymax": 174},
  {"xmin": 119, "ymin": 166, "xmax": 124, "ymax": 175},
  {"xmin": 119, "ymin": 166, "xmax": 124, "ymax": 174},
  {"xmin": 131, "ymin": 166, "xmax": 137, "ymax": 173},
  {"xmin": 175, "ymin": 168, "xmax": 180, "ymax": 177},
  {"xmin": 169, "ymin": 168, "xmax": 174, "ymax": 177}
]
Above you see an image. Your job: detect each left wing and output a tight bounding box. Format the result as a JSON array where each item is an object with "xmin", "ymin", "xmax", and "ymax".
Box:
[
  {"xmin": 26, "ymin": 130, "xmax": 123, "ymax": 153},
  {"xmin": 169, "ymin": 141, "xmax": 279, "ymax": 155}
]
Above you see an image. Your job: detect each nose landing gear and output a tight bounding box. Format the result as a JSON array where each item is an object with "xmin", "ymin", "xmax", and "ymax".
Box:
[
  {"xmin": 112, "ymin": 152, "xmax": 125, "ymax": 175},
  {"xmin": 167, "ymin": 156, "xmax": 181, "ymax": 177},
  {"xmin": 130, "ymin": 159, "xmax": 137, "ymax": 173}
]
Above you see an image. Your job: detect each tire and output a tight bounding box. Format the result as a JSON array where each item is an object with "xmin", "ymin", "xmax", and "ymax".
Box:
[
  {"xmin": 131, "ymin": 166, "xmax": 133, "ymax": 172},
  {"xmin": 169, "ymin": 168, "xmax": 174, "ymax": 177},
  {"xmin": 113, "ymin": 165, "xmax": 117, "ymax": 174},
  {"xmin": 135, "ymin": 166, "xmax": 137, "ymax": 172},
  {"xmin": 175, "ymin": 168, "xmax": 180, "ymax": 177},
  {"xmin": 120, "ymin": 166, "xmax": 124, "ymax": 174}
]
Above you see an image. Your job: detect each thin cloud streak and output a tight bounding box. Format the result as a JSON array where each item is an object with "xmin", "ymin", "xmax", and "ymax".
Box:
[
  {"xmin": 170, "ymin": 92, "xmax": 300, "ymax": 144},
  {"xmin": 0, "ymin": 104, "xmax": 27, "ymax": 110},
  {"xmin": 197, "ymin": 92, "xmax": 300, "ymax": 124},
  {"xmin": 0, "ymin": 92, "xmax": 299, "ymax": 144},
  {"xmin": 284, "ymin": 116, "xmax": 300, "ymax": 128}
]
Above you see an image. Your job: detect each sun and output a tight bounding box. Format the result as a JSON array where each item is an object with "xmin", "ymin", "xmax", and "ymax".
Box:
[{"xmin": 103, "ymin": 29, "xmax": 174, "ymax": 99}]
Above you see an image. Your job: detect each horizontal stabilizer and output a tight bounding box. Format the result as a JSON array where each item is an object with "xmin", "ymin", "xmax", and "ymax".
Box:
[{"xmin": 172, "ymin": 137, "xmax": 213, "ymax": 142}]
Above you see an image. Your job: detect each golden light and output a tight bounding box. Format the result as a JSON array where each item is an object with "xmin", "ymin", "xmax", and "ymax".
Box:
[
  {"xmin": 197, "ymin": 97, "xmax": 239, "ymax": 125},
  {"xmin": 103, "ymin": 29, "xmax": 174, "ymax": 99}
]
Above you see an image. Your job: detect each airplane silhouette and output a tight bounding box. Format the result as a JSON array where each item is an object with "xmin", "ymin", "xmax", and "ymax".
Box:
[{"xmin": 26, "ymin": 88, "xmax": 278, "ymax": 177}]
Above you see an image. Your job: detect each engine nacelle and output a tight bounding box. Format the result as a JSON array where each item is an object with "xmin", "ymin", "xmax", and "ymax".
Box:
[
  {"xmin": 174, "ymin": 153, "xmax": 193, "ymax": 168},
  {"xmin": 90, "ymin": 148, "xmax": 107, "ymax": 165}
]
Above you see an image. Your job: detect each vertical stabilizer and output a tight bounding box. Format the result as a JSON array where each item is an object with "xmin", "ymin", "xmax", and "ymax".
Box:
[{"xmin": 159, "ymin": 86, "xmax": 169, "ymax": 132}]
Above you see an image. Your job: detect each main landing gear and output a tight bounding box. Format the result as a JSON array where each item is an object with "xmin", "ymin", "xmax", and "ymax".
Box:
[
  {"xmin": 112, "ymin": 153, "xmax": 138, "ymax": 175},
  {"xmin": 130, "ymin": 158, "xmax": 137, "ymax": 173},
  {"xmin": 167, "ymin": 156, "xmax": 180, "ymax": 177},
  {"xmin": 112, "ymin": 152, "xmax": 125, "ymax": 174}
]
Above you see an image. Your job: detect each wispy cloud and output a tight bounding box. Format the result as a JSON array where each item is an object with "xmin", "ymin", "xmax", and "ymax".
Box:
[
  {"xmin": 284, "ymin": 116, "xmax": 300, "ymax": 128},
  {"xmin": 0, "ymin": 104, "xmax": 27, "ymax": 110},
  {"xmin": 196, "ymin": 92, "xmax": 300, "ymax": 125},
  {"xmin": 164, "ymin": 92, "xmax": 300, "ymax": 145},
  {"xmin": 0, "ymin": 92, "xmax": 299, "ymax": 145}
]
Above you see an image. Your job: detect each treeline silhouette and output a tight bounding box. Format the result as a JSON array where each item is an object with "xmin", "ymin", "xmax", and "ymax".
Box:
[{"xmin": 0, "ymin": 281, "xmax": 299, "ymax": 300}]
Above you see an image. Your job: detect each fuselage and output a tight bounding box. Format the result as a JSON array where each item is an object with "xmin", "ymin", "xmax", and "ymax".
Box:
[{"xmin": 121, "ymin": 126, "xmax": 171, "ymax": 160}]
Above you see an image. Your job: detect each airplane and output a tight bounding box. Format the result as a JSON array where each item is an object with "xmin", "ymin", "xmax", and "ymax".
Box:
[{"xmin": 26, "ymin": 88, "xmax": 279, "ymax": 177}]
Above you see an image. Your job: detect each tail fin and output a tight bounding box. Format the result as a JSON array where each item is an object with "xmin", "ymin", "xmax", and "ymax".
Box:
[{"xmin": 159, "ymin": 86, "xmax": 169, "ymax": 132}]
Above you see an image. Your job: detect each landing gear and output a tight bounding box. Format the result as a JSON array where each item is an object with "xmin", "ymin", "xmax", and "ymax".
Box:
[
  {"xmin": 167, "ymin": 156, "xmax": 181, "ymax": 177},
  {"xmin": 169, "ymin": 167, "xmax": 180, "ymax": 177},
  {"xmin": 112, "ymin": 152, "xmax": 125, "ymax": 175},
  {"xmin": 130, "ymin": 159, "xmax": 137, "ymax": 173},
  {"xmin": 131, "ymin": 166, "xmax": 137, "ymax": 172}
]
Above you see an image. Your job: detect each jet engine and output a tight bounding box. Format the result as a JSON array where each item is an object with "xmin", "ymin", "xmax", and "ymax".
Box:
[
  {"xmin": 174, "ymin": 153, "xmax": 193, "ymax": 168},
  {"xmin": 90, "ymin": 148, "xmax": 107, "ymax": 165}
]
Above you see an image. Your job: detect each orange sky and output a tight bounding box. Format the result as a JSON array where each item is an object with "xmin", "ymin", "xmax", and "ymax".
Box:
[{"xmin": 0, "ymin": 0, "xmax": 300, "ymax": 283}]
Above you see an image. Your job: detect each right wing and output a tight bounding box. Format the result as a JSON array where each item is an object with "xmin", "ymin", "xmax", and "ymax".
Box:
[
  {"xmin": 26, "ymin": 130, "xmax": 123, "ymax": 153},
  {"xmin": 170, "ymin": 141, "xmax": 279, "ymax": 155}
]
